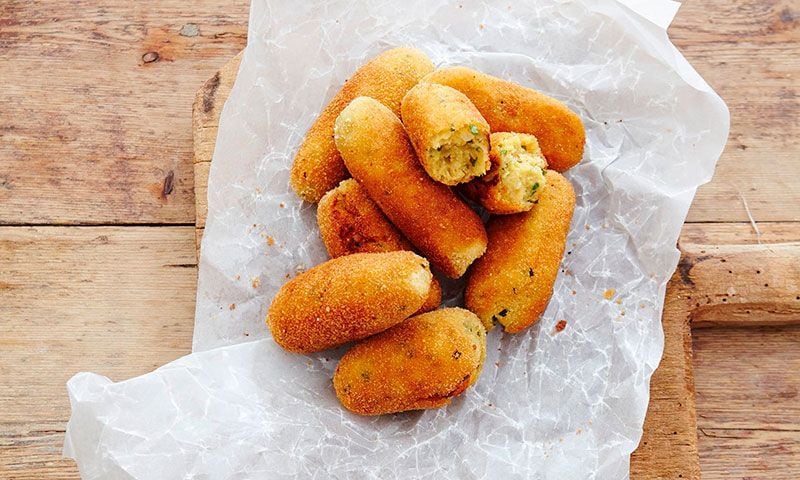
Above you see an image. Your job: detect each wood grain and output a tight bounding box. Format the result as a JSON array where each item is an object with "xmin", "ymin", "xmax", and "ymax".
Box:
[
  {"xmin": 1, "ymin": 1, "xmax": 795, "ymax": 226},
  {"xmin": 671, "ymin": 0, "xmax": 800, "ymax": 223},
  {"xmin": 694, "ymin": 326, "xmax": 800, "ymax": 479},
  {"xmin": 0, "ymin": 0, "xmax": 248, "ymax": 225},
  {"xmin": 0, "ymin": 227, "xmax": 197, "ymax": 478}
]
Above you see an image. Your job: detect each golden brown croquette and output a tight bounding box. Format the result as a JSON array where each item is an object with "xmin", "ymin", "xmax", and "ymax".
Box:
[
  {"xmin": 334, "ymin": 97, "xmax": 487, "ymax": 279},
  {"xmin": 267, "ymin": 251, "xmax": 432, "ymax": 353},
  {"xmin": 423, "ymin": 67, "xmax": 585, "ymax": 172},
  {"xmin": 401, "ymin": 83, "xmax": 490, "ymax": 185},
  {"xmin": 465, "ymin": 171, "xmax": 575, "ymax": 332},
  {"xmin": 290, "ymin": 48, "xmax": 435, "ymax": 203},
  {"xmin": 333, "ymin": 308, "xmax": 486, "ymax": 415}
]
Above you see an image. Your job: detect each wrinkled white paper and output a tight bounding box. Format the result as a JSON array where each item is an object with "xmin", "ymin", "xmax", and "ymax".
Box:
[{"xmin": 64, "ymin": 0, "xmax": 729, "ymax": 478}]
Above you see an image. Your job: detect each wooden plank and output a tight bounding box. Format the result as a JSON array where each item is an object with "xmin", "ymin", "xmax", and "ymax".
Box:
[
  {"xmin": 630, "ymin": 277, "xmax": 700, "ymax": 479},
  {"xmin": 699, "ymin": 429, "xmax": 800, "ymax": 480},
  {"xmin": 694, "ymin": 326, "xmax": 800, "ymax": 479},
  {"xmin": 670, "ymin": 0, "xmax": 800, "ymax": 223},
  {"xmin": 0, "ymin": 0, "xmax": 248, "ymax": 225},
  {"xmin": 0, "ymin": 226, "xmax": 197, "ymax": 478}
]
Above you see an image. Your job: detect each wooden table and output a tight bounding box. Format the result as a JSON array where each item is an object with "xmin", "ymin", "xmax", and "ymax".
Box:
[{"xmin": 1, "ymin": 1, "xmax": 798, "ymax": 478}]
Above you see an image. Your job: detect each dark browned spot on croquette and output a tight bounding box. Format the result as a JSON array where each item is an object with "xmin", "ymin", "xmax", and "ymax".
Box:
[{"xmin": 452, "ymin": 350, "xmax": 462, "ymax": 360}]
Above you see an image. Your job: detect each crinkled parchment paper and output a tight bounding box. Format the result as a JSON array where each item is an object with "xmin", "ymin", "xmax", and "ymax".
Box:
[{"xmin": 64, "ymin": 1, "xmax": 729, "ymax": 478}]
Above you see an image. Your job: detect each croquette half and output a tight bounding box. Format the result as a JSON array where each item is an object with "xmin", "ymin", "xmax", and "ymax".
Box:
[
  {"xmin": 465, "ymin": 171, "xmax": 575, "ymax": 332},
  {"xmin": 267, "ymin": 251, "xmax": 432, "ymax": 353},
  {"xmin": 423, "ymin": 67, "xmax": 585, "ymax": 172},
  {"xmin": 462, "ymin": 132, "xmax": 548, "ymax": 215},
  {"xmin": 401, "ymin": 83, "xmax": 490, "ymax": 185},
  {"xmin": 333, "ymin": 308, "xmax": 486, "ymax": 415},
  {"xmin": 290, "ymin": 47, "xmax": 435, "ymax": 203},
  {"xmin": 334, "ymin": 96, "xmax": 487, "ymax": 279}
]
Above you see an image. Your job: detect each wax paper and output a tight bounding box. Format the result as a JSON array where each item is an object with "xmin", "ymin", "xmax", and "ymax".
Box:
[{"xmin": 64, "ymin": 0, "xmax": 729, "ymax": 478}]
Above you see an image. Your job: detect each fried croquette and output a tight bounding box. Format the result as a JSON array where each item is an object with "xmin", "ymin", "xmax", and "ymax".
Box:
[
  {"xmin": 400, "ymin": 83, "xmax": 490, "ymax": 185},
  {"xmin": 423, "ymin": 67, "xmax": 585, "ymax": 172},
  {"xmin": 290, "ymin": 48, "xmax": 435, "ymax": 203},
  {"xmin": 267, "ymin": 251, "xmax": 432, "ymax": 353},
  {"xmin": 318, "ymin": 179, "xmax": 415, "ymax": 256},
  {"xmin": 334, "ymin": 97, "xmax": 487, "ymax": 279},
  {"xmin": 333, "ymin": 308, "xmax": 486, "ymax": 415},
  {"xmin": 462, "ymin": 132, "xmax": 548, "ymax": 214},
  {"xmin": 465, "ymin": 171, "xmax": 575, "ymax": 332},
  {"xmin": 317, "ymin": 179, "xmax": 441, "ymax": 313}
]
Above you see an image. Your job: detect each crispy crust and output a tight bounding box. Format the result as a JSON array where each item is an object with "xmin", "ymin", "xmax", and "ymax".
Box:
[
  {"xmin": 400, "ymin": 83, "xmax": 490, "ymax": 185},
  {"xmin": 334, "ymin": 97, "xmax": 487, "ymax": 279},
  {"xmin": 462, "ymin": 132, "xmax": 548, "ymax": 214},
  {"xmin": 289, "ymin": 48, "xmax": 435, "ymax": 203},
  {"xmin": 418, "ymin": 275, "xmax": 442, "ymax": 313},
  {"xmin": 267, "ymin": 251, "xmax": 432, "ymax": 353},
  {"xmin": 423, "ymin": 67, "xmax": 585, "ymax": 172},
  {"xmin": 317, "ymin": 179, "xmax": 441, "ymax": 313},
  {"xmin": 333, "ymin": 308, "xmax": 486, "ymax": 415},
  {"xmin": 318, "ymin": 179, "xmax": 414, "ymax": 256},
  {"xmin": 465, "ymin": 171, "xmax": 576, "ymax": 332}
]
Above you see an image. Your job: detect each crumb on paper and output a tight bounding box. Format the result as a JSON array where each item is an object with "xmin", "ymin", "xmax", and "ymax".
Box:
[
  {"xmin": 571, "ymin": 290, "xmax": 577, "ymax": 295},
  {"xmin": 244, "ymin": 332, "xmax": 250, "ymax": 337},
  {"xmin": 255, "ymin": 187, "xmax": 263, "ymax": 194},
  {"xmin": 603, "ymin": 288, "xmax": 616, "ymax": 300},
  {"xmin": 266, "ymin": 235, "xmax": 275, "ymax": 246},
  {"xmin": 251, "ymin": 277, "xmax": 261, "ymax": 289},
  {"xmin": 615, "ymin": 298, "xmax": 622, "ymax": 305},
  {"xmin": 479, "ymin": 23, "xmax": 485, "ymax": 30},
  {"xmin": 555, "ymin": 320, "xmax": 567, "ymax": 332},
  {"xmin": 576, "ymin": 428, "xmax": 582, "ymax": 435},
  {"xmin": 620, "ymin": 310, "xmax": 626, "ymax": 316},
  {"xmin": 639, "ymin": 303, "xmax": 646, "ymax": 309},
  {"xmin": 229, "ymin": 303, "xmax": 236, "ymax": 310},
  {"xmin": 279, "ymin": 202, "xmax": 285, "ymax": 208},
  {"xmin": 234, "ymin": 274, "xmax": 240, "ymax": 281}
]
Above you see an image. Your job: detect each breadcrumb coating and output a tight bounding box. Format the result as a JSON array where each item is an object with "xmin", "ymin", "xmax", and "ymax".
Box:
[
  {"xmin": 317, "ymin": 179, "xmax": 441, "ymax": 312},
  {"xmin": 290, "ymin": 48, "xmax": 434, "ymax": 203},
  {"xmin": 334, "ymin": 96, "xmax": 487, "ymax": 278},
  {"xmin": 401, "ymin": 83, "xmax": 490, "ymax": 185},
  {"xmin": 333, "ymin": 308, "xmax": 486, "ymax": 415},
  {"xmin": 267, "ymin": 251, "xmax": 432, "ymax": 353},
  {"xmin": 465, "ymin": 171, "xmax": 576, "ymax": 332},
  {"xmin": 423, "ymin": 67, "xmax": 585, "ymax": 172}
]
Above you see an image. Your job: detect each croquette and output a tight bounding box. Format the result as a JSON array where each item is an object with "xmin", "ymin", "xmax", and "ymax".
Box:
[
  {"xmin": 267, "ymin": 251, "xmax": 432, "ymax": 353},
  {"xmin": 465, "ymin": 171, "xmax": 575, "ymax": 332},
  {"xmin": 290, "ymin": 48, "xmax": 435, "ymax": 203},
  {"xmin": 334, "ymin": 97, "xmax": 487, "ymax": 279},
  {"xmin": 423, "ymin": 67, "xmax": 585, "ymax": 172},
  {"xmin": 401, "ymin": 83, "xmax": 490, "ymax": 185},
  {"xmin": 317, "ymin": 179, "xmax": 441, "ymax": 312},
  {"xmin": 462, "ymin": 132, "xmax": 548, "ymax": 214},
  {"xmin": 333, "ymin": 308, "xmax": 486, "ymax": 415}
]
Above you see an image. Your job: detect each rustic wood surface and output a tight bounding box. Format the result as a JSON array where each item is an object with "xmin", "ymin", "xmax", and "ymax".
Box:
[{"xmin": 1, "ymin": 0, "xmax": 799, "ymax": 478}]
